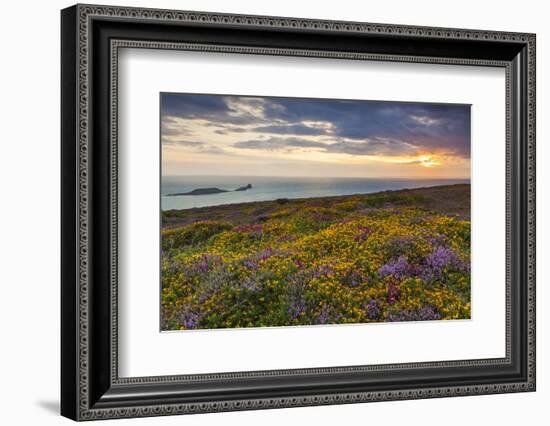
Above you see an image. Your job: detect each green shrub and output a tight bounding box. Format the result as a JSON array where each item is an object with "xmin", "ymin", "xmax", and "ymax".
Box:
[{"xmin": 162, "ymin": 221, "xmax": 232, "ymax": 250}]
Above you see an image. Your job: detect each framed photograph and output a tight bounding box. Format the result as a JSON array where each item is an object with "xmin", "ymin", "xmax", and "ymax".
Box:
[{"xmin": 61, "ymin": 4, "xmax": 536, "ymax": 421}]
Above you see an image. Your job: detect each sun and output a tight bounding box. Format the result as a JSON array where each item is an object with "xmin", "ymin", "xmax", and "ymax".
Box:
[{"xmin": 418, "ymin": 155, "xmax": 441, "ymax": 168}]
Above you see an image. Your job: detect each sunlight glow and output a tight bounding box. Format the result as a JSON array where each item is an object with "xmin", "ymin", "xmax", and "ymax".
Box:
[
  {"xmin": 418, "ymin": 155, "xmax": 441, "ymax": 168},
  {"xmin": 160, "ymin": 94, "xmax": 470, "ymax": 178}
]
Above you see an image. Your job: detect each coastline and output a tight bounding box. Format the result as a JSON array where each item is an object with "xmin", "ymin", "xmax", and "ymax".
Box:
[
  {"xmin": 163, "ymin": 183, "xmax": 471, "ymax": 228},
  {"xmin": 161, "ymin": 177, "xmax": 470, "ymax": 211}
]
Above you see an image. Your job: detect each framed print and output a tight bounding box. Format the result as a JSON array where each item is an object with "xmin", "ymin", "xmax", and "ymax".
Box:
[
  {"xmin": 159, "ymin": 94, "xmax": 472, "ymax": 331},
  {"xmin": 61, "ymin": 4, "xmax": 536, "ymax": 421}
]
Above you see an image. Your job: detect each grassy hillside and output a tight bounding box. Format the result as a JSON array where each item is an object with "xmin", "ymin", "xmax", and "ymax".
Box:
[{"xmin": 161, "ymin": 184, "xmax": 471, "ymax": 330}]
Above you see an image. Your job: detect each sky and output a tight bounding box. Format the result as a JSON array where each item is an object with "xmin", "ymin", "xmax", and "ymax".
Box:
[{"xmin": 161, "ymin": 93, "xmax": 471, "ymax": 179}]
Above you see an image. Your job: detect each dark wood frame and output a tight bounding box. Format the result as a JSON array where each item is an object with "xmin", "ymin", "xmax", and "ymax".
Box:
[{"xmin": 61, "ymin": 4, "xmax": 536, "ymax": 421}]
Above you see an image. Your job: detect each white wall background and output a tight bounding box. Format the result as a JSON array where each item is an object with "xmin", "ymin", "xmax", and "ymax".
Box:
[{"xmin": 0, "ymin": 0, "xmax": 546, "ymax": 424}]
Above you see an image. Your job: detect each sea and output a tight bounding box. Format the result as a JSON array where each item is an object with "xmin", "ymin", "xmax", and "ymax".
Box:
[{"xmin": 161, "ymin": 176, "xmax": 469, "ymax": 211}]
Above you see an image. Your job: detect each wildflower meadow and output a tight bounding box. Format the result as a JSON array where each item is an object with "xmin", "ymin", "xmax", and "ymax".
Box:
[{"xmin": 161, "ymin": 184, "xmax": 471, "ymax": 330}]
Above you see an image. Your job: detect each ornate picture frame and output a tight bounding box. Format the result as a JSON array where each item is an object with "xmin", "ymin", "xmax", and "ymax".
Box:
[{"xmin": 61, "ymin": 4, "xmax": 535, "ymax": 421}]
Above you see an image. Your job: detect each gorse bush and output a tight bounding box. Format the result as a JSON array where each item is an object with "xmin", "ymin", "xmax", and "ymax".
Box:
[
  {"xmin": 162, "ymin": 220, "xmax": 232, "ymax": 250},
  {"xmin": 161, "ymin": 190, "xmax": 470, "ymax": 330}
]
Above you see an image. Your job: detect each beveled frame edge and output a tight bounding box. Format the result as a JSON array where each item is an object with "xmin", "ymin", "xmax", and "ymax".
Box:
[{"xmin": 61, "ymin": 3, "xmax": 536, "ymax": 421}]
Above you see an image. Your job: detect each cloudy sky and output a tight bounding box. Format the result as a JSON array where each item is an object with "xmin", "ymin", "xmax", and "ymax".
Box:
[{"xmin": 161, "ymin": 93, "xmax": 470, "ymax": 178}]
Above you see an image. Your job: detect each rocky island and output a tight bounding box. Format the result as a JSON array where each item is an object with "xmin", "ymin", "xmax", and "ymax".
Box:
[
  {"xmin": 167, "ymin": 184, "xmax": 252, "ymax": 196},
  {"xmin": 234, "ymin": 184, "xmax": 253, "ymax": 192}
]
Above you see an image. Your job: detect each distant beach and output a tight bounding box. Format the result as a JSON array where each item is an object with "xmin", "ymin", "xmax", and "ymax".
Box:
[{"xmin": 162, "ymin": 176, "xmax": 470, "ymax": 211}]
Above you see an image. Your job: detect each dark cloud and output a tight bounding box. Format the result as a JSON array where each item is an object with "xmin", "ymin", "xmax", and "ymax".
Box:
[
  {"xmin": 161, "ymin": 93, "xmax": 470, "ymax": 158},
  {"xmin": 233, "ymin": 136, "xmax": 415, "ymax": 157},
  {"xmin": 161, "ymin": 94, "xmax": 229, "ymax": 118},
  {"xmin": 161, "ymin": 126, "xmax": 190, "ymax": 137},
  {"xmin": 260, "ymin": 98, "xmax": 470, "ymax": 157},
  {"xmin": 162, "ymin": 93, "xmax": 276, "ymax": 126},
  {"xmin": 325, "ymin": 139, "xmax": 416, "ymax": 156},
  {"xmin": 162, "ymin": 139, "xmax": 230, "ymax": 156},
  {"xmin": 234, "ymin": 137, "xmax": 326, "ymax": 151},
  {"xmin": 250, "ymin": 124, "xmax": 328, "ymax": 136}
]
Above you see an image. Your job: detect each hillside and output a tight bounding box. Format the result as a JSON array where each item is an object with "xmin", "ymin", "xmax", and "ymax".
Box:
[{"xmin": 161, "ymin": 184, "xmax": 471, "ymax": 330}]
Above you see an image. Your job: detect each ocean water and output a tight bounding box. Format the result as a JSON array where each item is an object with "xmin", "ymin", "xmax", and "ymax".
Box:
[{"xmin": 161, "ymin": 176, "xmax": 469, "ymax": 211}]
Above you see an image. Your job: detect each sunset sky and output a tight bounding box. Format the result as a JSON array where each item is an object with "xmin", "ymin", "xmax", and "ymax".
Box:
[{"xmin": 161, "ymin": 93, "xmax": 470, "ymax": 179}]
